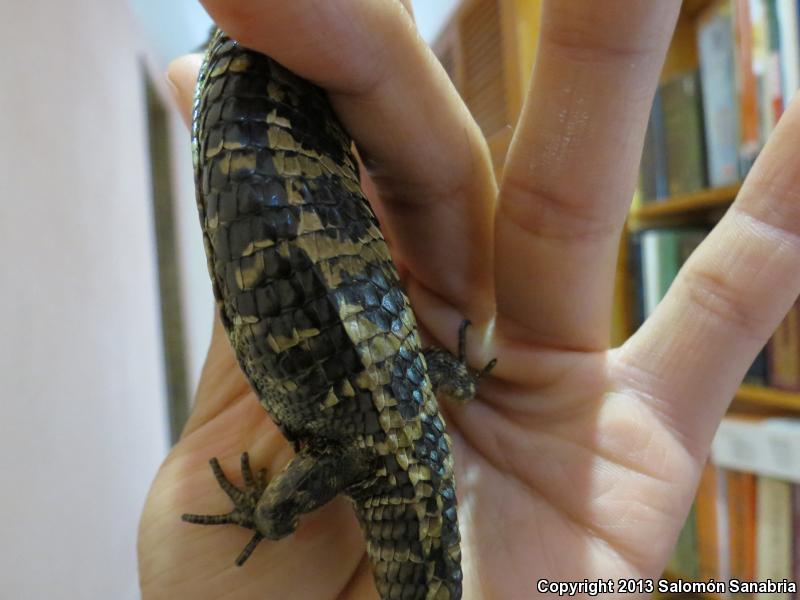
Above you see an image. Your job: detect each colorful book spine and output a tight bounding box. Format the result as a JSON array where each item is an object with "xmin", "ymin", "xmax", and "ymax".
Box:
[
  {"xmin": 669, "ymin": 503, "xmax": 700, "ymax": 580},
  {"xmin": 762, "ymin": 0, "xmax": 784, "ymax": 125},
  {"xmin": 696, "ymin": 462, "xmax": 720, "ymax": 581},
  {"xmin": 627, "ymin": 232, "xmax": 645, "ymax": 331},
  {"xmin": 768, "ymin": 301, "xmax": 800, "ymax": 391},
  {"xmin": 744, "ymin": 346, "xmax": 769, "ymax": 385},
  {"xmin": 639, "ymin": 90, "xmax": 670, "ymax": 202},
  {"xmin": 697, "ymin": 0, "xmax": 741, "ymax": 187},
  {"xmin": 792, "ymin": 484, "xmax": 800, "ymax": 599},
  {"xmin": 717, "ymin": 468, "xmax": 731, "ymax": 585},
  {"xmin": 777, "ymin": 0, "xmax": 800, "ymax": 107},
  {"xmin": 661, "ymin": 71, "xmax": 708, "ymax": 196},
  {"xmin": 640, "ymin": 230, "xmax": 674, "ymax": 317},
  {"xmin": 749, "ymin": 0, "xmax": 776, "ymax": 138},
  {"xmin": 677, "ymin": 229, "xmax": 708, "ymax": 265},
  {"xmin": 712, "ymin": 416, "xmax": 800, "ymax": 482},
  {"xmin": 636, "ymin": 228, "xmax": 709, "ymax": 319},
  {"xmin": 735, "ymin": 0, "xmax": 762, "ymax": 175},
  {"xmin": 755, "ymin": 476, "xmax": 792, "ymax": 600},
  {"xmin": 728, "ymin": 470, "xmax": 757, "ymax": 599}
]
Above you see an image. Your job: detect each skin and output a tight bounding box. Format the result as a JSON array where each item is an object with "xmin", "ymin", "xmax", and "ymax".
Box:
[{"xmin": 138, "ymin": 1, "xmax": 800, "ymax": 598}]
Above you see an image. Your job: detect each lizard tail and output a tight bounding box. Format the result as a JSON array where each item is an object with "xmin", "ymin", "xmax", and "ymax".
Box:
[{"xmin": 352, "ymin": 452, "xmax": 462, "ymax": 600}]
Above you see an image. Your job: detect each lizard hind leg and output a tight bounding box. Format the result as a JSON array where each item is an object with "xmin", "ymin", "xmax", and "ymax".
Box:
[
  {"xmin": 181, "ymin": 453, "xmax": 268, "ymax": 566},
  {"xmin": 183, "ymin": 447, "xmax": 371, "ymax": 566},
  {"xmin": 424, "ymin": 319, "xmax": 497, "ymax": 405}
]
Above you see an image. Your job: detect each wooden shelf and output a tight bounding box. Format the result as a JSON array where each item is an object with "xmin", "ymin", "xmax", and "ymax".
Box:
[
  {"xmin": 628, "ymin": 183, "xmax": 741, "ymax": 230},
  {"xmin": 736, "ymin": 384, "xmax": 800, "ymax": 411}
]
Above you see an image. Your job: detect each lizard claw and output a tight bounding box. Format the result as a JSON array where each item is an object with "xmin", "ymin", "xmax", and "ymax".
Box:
[{"xmin": 181, "ymin": 452, "xmax": 268, "ymax": 566}]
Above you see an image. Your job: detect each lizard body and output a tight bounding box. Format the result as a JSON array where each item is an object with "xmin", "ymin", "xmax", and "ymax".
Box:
[{"xmin": 184, "ymin": 29, "xmax": 493, "ymax": 600}]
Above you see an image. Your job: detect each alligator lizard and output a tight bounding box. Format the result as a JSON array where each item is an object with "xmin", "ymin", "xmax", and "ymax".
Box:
[{"xmin": 182, "ymin": 28, "xmax": 495, "ymax": 600}]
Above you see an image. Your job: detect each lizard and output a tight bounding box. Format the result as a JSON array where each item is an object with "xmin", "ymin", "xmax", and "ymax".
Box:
[{"xmin": 182, "ymin": 28, "xmax": 496, "ymax": 600}]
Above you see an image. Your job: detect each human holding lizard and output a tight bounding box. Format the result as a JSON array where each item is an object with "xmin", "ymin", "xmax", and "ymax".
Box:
[{"xmin": 139, "ymin": 1, "xmax": 800, "ymax": 598}]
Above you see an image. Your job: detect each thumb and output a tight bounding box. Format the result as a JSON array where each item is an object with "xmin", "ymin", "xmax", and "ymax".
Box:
[{"xmin": 166, "ymin": 54, "xmax": 203, "ymax": 128}]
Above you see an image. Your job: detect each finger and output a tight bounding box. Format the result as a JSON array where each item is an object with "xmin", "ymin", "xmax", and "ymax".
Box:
[
  {"xmin": 397, "ymin": 0, "xmax": 414, "ymax": 19},
  {"xmin": 200, "ymin": 0, "xmax": 497, "ymax": 321},
  {"xmin": 180, "ymin": 314, "xmax": 253, "ymax": 438},
  {"xmin": 615, "ymin": 97, "xmax": 800, "ymax": 454},
  {"xmin": 494, "ymin": 0, "xmax": 681, "ymax": 350},
  {"xmin": 166, "ymin": 53, "xmax": 203, "ymax": 126}
]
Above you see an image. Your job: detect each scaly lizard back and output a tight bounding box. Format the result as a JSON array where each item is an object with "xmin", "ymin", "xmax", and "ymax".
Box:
[{"xmin": 184, "ymin": 29, "xmax": 494, "ymax": 600}]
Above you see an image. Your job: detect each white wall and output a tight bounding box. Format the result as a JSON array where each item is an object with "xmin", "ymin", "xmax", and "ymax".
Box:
[
  {"xmin": 0, "ymin": 1, "xmax": 173, "ymax": 597},
  {"xmin": 413, "ymin": 0, "xmax": 461, "ymax": 42},
  {"xmin": 0, "ymin": 1, "xmax": 466, "ymax": 596},
  {"xmin": 128, "ymin": 0, "xmax": 212, "ymax": 69}
]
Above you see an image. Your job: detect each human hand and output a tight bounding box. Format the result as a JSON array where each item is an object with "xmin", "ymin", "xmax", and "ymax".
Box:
[{"xmin": 138, "ymin": 1, "xmax": 800, "ymax": 598}]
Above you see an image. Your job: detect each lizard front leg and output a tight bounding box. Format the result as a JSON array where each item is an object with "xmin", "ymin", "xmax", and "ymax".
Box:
[
  {"xmin": 183, "ymin": 446, "xmax": 371, "ymax": 566},
  {"xmin": 424, "ymin": 320, "xmax": 497, "ymax": 404}
]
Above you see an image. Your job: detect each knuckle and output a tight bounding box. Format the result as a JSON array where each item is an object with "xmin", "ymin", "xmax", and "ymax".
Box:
[
  {"xmin": 541, "ymin": 3, "xmax": 672, "ymax": 67},
  {"xmin": 499, "ymin": 175, "xmax": 618, "ymax": 241},
  {"xmin": 679, "ymin": 266, "xmax": 767, "ymax": 340},
  {"xmin": 734, "ymin": 182, "xmax": 800, "ymax": 247}
]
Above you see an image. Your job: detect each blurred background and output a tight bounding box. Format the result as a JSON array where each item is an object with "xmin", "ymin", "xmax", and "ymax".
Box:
[
  {"xmin": 0, "ymin": 1, "xmax": 456, "ymax": 597},
  {"xmin": 6, "ymin": 0, "xmax": 800, "ymax": 597}
]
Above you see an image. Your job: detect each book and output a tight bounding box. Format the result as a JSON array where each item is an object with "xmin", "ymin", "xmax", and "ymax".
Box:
[
  {"xmin": 697, "ymin": 0, "xmax": 741, "ymax": 187},
  {"xmin": 639, "ymin": 228, "xmax": 708, "ymax": 318},
  {"xmin": 749, "ymin": 0, "xmax": 780, "ymax": 138},
  {"xmin": 734, "ymin": 0, "xmax": 762, "ymax": 175},
  {"xmin": 677, "ymin": 229, "xmax": 707, "ymax": 265},
  {"xmin": 712, "ymin": 416, "xmax": 800, "ymax": 482},
  {"xmin": 727, "ymin": 470, "xmax": 757, "ymax": 599},
  {"xmin": 777, "ymin": 0, "xmax": 800, "ymax": 106},
  {"xmin": 639, "ymin": 90, "xmax": 670, "ymax": 202},
  {"xmin": 761, "ymin": 0, "xmax": 784, "ymax": 126},
  {"xmin": 762, "ymin": 419, "xmax": 800, "ymax": 481},
  {"xmin": 755, "ymin": 476, "xmax": 792, "ymax": 600},
  {"xmin": 640, "ymin": 229, "xmax": 678, "ymax": 317},
  {"xmin": 661, "ymin": 71, "xmax": 708, "ymax": 196},
  {"xmin": 669, "ymin": 503, "xmax": 700, "ymax": 580},
  {"xmin": 792, "ymin": 484, "xmax": 800, "ymax": 596},
  {"xmin": 768, "ymin": 300, "xmax": 800, "ymax": 391},
  {"xmin": 627, "ymin": 231, "xmax": 645, "ymax": 331},
  {"xmin": 696, "ymin": 462, "xmax": 720, "ymax": 580},
  {"xmin": 712, "ymin": 416, "xmax": 769, "ymax": 475},
  {"xmin": 744, "ymin": 346, "xmax": 769, "ymax": 385},
  {"xmin": 717, "ymin": 469, "xmax": 731, "ymax": 585}
]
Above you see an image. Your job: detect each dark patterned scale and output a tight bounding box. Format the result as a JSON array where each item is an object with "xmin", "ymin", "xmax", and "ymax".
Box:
[{"xmin": 186, "ymin": 28, "xmax": 477, "ymax": 600}]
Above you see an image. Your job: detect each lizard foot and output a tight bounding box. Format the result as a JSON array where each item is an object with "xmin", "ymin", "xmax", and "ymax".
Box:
[
  {"xmin": 182, "ymin": 452, "xmax": 268, "ymax": 566},
  {"xmin": 424, "ymin": 319, "xmax": 497, "ymax": 404}
]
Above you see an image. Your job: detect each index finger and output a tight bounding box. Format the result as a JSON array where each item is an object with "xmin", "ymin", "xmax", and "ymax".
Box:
[{"xmin": 199, "ymin": 0, "xmax": 497, "ymax": 322}]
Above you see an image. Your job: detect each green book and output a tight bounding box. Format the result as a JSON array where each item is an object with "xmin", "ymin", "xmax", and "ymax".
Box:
[
  {"xmin": 668, "ymin": 503, "xmax": 700, "ymax": 580},
  {"xmin": 640, "ymin": 228, "xmax": 708, "ymax": 318},
  {"xmin": 661, "ymin": 71, "xmax": 708, "ymax": 196}
]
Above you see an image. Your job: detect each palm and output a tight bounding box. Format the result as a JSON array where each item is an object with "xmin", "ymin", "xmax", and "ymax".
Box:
[
  {"xmin": 140, "ymin": 325, "xmax": 682, "ymax": 598},
  {"xmin": 140, "ymin": 1, "xmax": 800, "ymax": 598}
]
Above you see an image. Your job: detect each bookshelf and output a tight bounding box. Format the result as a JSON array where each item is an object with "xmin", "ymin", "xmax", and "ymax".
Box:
[
  {"xmin": 737, "ymin": 384, "xmax": 800, "ymax": 412},
  {"xmin": 432, "ymin": 0, "xmax": 542, "ymax": 175},
  {"xmin": 434, "ymin": 0, "xmax": 800, "ymax": 595},
  {"xmin": 628, "ymin": 183, "xmax": 740, "ymax": 229},
  {"xmin": 631, "ymin": 0, "xmax": 800, "ymax": 410}
]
